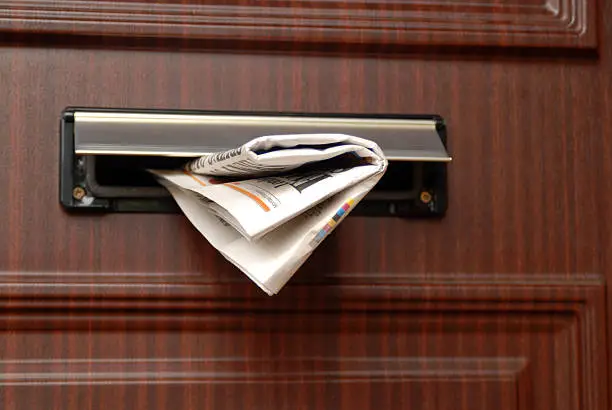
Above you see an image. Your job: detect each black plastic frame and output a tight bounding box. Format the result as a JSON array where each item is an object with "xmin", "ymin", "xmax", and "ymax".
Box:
[{"xmin": 60, "ymin": 107, "xmax": 449, "ymax": 217}]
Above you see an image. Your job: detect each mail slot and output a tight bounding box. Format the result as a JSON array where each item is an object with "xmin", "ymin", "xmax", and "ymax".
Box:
[{"xmin": 59, "ymin": 108, "xmax": 451, "ymax": 217}]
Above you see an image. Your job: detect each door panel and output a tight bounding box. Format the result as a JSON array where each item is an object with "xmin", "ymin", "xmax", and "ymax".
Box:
[
  {"xmin": 0, "ymin": 48, "xmax": 602, "ymax": 276},
  {"xmin": 0, "ymin": 0, "xmax": 609, "ymax": 408},
  {"xmin": 0, "ymin": 0, "xmax": 598, "ymax": 48},
  {"xmin": 0, "ymin": 275, "xmax": 604, "ymax": 410}
]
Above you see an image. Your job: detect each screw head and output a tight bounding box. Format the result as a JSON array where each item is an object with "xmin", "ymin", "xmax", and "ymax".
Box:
[
  {"xmin": 72, "ymin": 186, "xmax": 86, "ymax": 201},
  {"xmin": 419, "ymin": 191, "xmax": 432, "ymax": 204}
]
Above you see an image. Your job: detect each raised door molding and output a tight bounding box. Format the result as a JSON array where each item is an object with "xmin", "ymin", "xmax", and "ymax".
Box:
[
  {"xmin": 0, "ymin": 272, "xmax": 605, "ymax": 409},
  {"xmin": 0, "ymin": 0, "xmax": 597, "ymax": 49}
]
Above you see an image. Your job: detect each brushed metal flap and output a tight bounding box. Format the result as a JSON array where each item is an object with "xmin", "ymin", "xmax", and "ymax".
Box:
[{"xmin": 73, "ymin": 111, "xmax": 451, "ymax": 162}]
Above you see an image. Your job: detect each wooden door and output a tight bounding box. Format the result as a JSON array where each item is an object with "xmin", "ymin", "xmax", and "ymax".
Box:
[{"xmin": 0, "ymin": 0, "xmax": 609, "ymax": 409}]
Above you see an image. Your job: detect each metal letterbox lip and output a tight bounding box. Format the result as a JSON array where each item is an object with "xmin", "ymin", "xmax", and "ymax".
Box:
[
  {"xmin": 60, "ymin": 108, "xmax": 450, "ymax": 217},
  {"xmin": 72, "ymin": 111, "xmax": 452, "ymax": 162}
]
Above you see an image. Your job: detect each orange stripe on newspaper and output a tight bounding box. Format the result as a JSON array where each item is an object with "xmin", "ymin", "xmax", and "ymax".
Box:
[
  {"xmin": 183, "ymin": 170, "xmax": 207, "ymax": 187},
  {"xmin": 226, "ymin": 183, "xmax": 270, "ymax": 212}
]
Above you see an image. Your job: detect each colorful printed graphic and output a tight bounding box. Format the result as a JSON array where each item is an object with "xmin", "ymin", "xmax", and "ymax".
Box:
[
  {"xmin": 183, "ymin": 169, "xmax": 208, "ymax": 187},
  {"xmin": 182, "ymin": 170, "xmax": 271, "ymax": 212},
  {"xmin": 225, "ymin": 182, "xmax": 271, "ymax": 212},
  {"xmin": 182, "ymin": 170, "xmax": 226, "ymax": 186},
  {"xmin": 309, "ymin": 198, "xmax": 355, "ymax": 248}
]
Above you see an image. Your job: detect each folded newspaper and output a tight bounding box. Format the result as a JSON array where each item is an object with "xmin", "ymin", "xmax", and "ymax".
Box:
[{"xmin": 149, "ymin": 134, "xmax": 388, "ymax": 295}]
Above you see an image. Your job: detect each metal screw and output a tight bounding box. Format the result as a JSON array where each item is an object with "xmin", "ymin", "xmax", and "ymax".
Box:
[
  {"xmin": 72, "ymin": 186, "xmax": 86, "ymax": 201},
  {"xmin": 419, "ymin": 191, "xmax": 432, "ymax": 204}
]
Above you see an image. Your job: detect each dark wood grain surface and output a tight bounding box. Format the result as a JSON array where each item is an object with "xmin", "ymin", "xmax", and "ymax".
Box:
[
  {"xmin": 0, "ymin": 0, "xmax": 609, "ymax": 408},
  {"xmin": 0, "ymin": 0, "xmax": 597, "ymax": 49}
]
